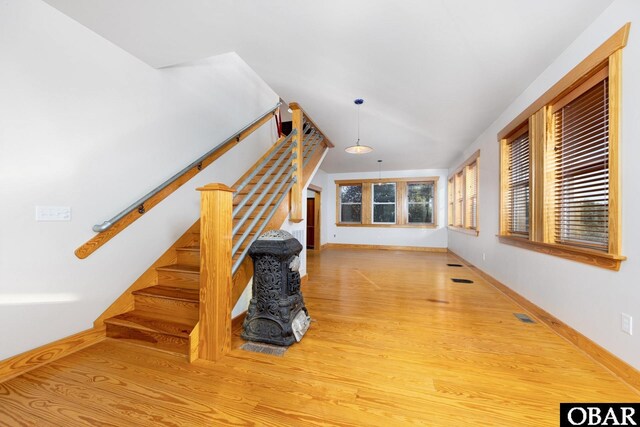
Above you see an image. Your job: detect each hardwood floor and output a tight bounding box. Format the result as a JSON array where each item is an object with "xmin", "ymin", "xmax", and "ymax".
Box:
[{"xmin": 1, "ymin": 248, "xmax": 638, "ymax": 426}]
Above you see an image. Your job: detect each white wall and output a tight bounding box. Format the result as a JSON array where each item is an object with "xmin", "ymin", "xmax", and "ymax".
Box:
[
  {"xmin": 0, "ymin": 0, "xmax": 279, "ymax": 359},
  {"xmin": 448, "ymin": 0, "xmax": 640, "ymax": 370},
  {"xmin": 320, "ymin": 169, "xmax": 448, "ymax": 248}
]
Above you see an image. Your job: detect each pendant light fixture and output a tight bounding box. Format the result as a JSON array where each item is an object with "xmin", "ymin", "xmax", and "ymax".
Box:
[{"xmin": 345, "ymin": 98, "xmax": 373, "ymax": 154}]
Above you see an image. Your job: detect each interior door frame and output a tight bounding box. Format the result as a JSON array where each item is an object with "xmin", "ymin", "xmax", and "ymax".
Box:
[{"xmin": 308, "ymin": 184, "xmax": 322, "ymax": 251}]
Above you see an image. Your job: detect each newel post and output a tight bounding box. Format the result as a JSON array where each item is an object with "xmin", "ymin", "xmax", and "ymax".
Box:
[
  {"xmin": 289, "ymin": 103, "xmax": 304, "ymax": 223},
  {"xmin": 196, "ymin": 183, "xmax": 233, "ymax": 361}
]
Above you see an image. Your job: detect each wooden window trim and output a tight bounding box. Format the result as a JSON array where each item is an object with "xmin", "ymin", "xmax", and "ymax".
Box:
[
  {"xmin": 335, "ymin": 177, "xmax": 439, "ymax": 184},
  {"xmin": 496, "ymin": 24, "xmax": 628, "ymax": 271},
  {"xmin": 448, "ymin": 150, "xmax": 480, "ymax": 235},
  {"xmin": 335, "ymin": 177, "xmax": 438, "ymax": 228},
  {"xmin": 448, "ymin": 226, "xmax": 479, "ymax": 236},
  {"xmin": 498, "ymin": 235, "xmax": 626, "ymax": 272}
]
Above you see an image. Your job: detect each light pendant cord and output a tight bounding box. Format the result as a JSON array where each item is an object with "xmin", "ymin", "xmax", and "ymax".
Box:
[{"xmin": 357, "ymin": 103, "xmax": 360, "ymax": 146}]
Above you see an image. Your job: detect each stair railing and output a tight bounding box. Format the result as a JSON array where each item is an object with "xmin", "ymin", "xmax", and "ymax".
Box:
[
  {"xmin": 74, "ymin": 101, "xmax": 282, "ymax": 259},
  {"xmin": 197, "ymin": 102, "xmax": 333, "ymax": 362},
  {"xmin": 229, "ymin": 110, "xmax": 329, "ymax": 275}
]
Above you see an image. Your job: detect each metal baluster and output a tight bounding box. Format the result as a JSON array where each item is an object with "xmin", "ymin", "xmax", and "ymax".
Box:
[
  {"xmin": 232, "ymin": 142, "xmax": 295, "ymax": 218},
  {"xmin": 234, "ymin": 130, "xmax": 296, "ymax": 195},
  {"xmin": 232, "ymin": 151, "xmax": 295, "ymax": 235},
  {"xmin": 303, "ymin": 133, "xmax": 322, "ymax": 159},
  {"xmin": 232, "ymin": 177, "xmax": 297, "ymax": 275},
  {"xmin": 232, "ymin": 169, "xmax": 296, "ymax": 257},
  {"xmin": 303, "ymin": 136, "xmax": 324, "ymax": 168}
]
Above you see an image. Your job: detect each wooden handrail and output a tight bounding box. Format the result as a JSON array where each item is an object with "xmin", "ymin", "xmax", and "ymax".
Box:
[{"xmin": 75, "ymin": 105, "xmax": 279, "ymax": 259}]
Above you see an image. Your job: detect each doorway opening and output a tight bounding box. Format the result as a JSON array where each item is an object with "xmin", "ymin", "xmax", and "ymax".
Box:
[{"xmin": 306, "ymin": 184, "xmax": 321, "ymax": 250}]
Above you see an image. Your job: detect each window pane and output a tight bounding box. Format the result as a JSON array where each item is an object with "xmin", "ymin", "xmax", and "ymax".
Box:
[
  {"xmin": 408, "ymin": 183, "xmax": 432, "ymax": 203},
  {"xmin": 408, "ymin": 204, "xmax": 432, "ymax": 223},
  {"xmin": 340, "ymin": 185, "xmax": 362, "ymax": 203},
  {"xmin": 373, "ymin": 183, "xmax": 395, "ymax": 202},
  {"xmin": 373, "ymin": 204, "xmax": 395, "ymax": 223},
  {"xmin": 341, "ymin": 204, "xmax": 361, "ymax": 223}
]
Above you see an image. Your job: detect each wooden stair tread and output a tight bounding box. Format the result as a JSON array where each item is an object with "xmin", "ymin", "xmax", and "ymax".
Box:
[
  {"xmin": 156, "ymin": 263, "xmax": 199, "ymax": 274},
  {"xmin": 132, "ymin": 285, "xmax": 198, "ymax": 302},
  {"xmin": 105, "ymin": 310, "xmax": 196, "ymax": 338},
  {"xmin": 176, "ymin": 245, "xmax": 199, "ymax": 252}
]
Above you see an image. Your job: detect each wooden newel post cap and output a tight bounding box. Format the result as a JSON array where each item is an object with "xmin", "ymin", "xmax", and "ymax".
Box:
[
  {"xmin": 288, "ymin": 102, "xmax": 301, "ymax": 111},
  {"xmin": 196, "ymin": 183, "xmax": 235, "ymax": 193}
]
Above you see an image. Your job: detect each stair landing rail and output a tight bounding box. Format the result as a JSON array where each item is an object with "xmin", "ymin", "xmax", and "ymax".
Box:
[{"xmin": 74, "ymin": 102, "xmax": 282, "ymax": 259}]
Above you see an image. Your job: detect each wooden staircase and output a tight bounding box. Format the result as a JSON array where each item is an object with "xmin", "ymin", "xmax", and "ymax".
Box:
[
  {"xmin": 100, "ymin": 104, "xmax": 331, "ymax": 360},
  {"xmin": 104, "ymin": 234, "xmax": 201, "ymax": 356}
]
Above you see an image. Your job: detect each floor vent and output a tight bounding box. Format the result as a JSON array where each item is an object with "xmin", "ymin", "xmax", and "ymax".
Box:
[
  {"xmin": 427, "ymin": 299, "xmax": 450, "ymax": 304},
  {"xmin": 447, "ymin": 263, "xmax": 463, "ymax": 267},
  {"xmin": 240, "ymin": 342, "xmax": 288, "ymax": 357},
  {"xmin": 514, "ymin": 313, "xmax": 535, "ymax": 323},
  {"xmin": 451, "ymin": 278, "xmax": 473, "ymax": 284}
]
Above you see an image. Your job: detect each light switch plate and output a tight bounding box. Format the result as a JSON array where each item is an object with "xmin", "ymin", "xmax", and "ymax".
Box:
[
  {"xmin": 621, "ymin": 313, "xmax": 633, "ymax": 335},
  {"xmin": 36, "ymin": 206, "xmax": 71, "ymax": 221}
]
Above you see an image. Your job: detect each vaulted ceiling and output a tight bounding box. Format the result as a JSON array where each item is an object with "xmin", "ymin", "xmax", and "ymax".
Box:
[{"xmin": 44, "ymin": 0, "xmax": 614, "ymax": 172}]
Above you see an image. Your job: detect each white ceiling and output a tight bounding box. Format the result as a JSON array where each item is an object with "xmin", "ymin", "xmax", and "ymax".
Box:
[{"xmin": 44, "ymin": 0, "xmax": 614, "ymax": 173}]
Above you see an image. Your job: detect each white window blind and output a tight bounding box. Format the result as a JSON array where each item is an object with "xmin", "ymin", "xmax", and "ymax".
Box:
[
  {"xmin": 454, "ymin": 172, "xmax": 464, "ymax": 227},
  {"xmin": 465, "ymin": 162, "xmax": 478, "ymax": 229},
  {"xmin": 447, "ymin": 178, "xmax": 454, "ymax": 226}
]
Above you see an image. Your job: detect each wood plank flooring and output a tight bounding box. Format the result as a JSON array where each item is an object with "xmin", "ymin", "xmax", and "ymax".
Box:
[{"xmin": 1, "ymin": 248, "xmax": 638, "ymax": 426}]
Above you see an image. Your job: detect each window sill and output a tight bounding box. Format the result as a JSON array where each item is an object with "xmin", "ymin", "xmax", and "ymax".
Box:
[
  {"xmin": 336, "ymin": 223, "xmax": 437, "ymax": 229},
  {"xmin": 447, "ymin": 226, "xmax": 479, "ymax": 236},
  {"xmin": 497, "ymin": 235, "xmax": 626, "ymax": 271}
]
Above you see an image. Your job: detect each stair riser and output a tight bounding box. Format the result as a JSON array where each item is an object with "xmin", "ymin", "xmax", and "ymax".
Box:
[
  {"xmin": 134, "ymin": 295, "xmax": 199, "ymax": 322},
  {"xmin": 177, "ymin": 250, "xmax": 200, "ymax": 266},
  {"xmin": 106, "ymin": 324, "xmax": 189, "ymax": 356},
  {"xmin": 157, "ymin": 270, "xmax": 199, "ymax": 288}
]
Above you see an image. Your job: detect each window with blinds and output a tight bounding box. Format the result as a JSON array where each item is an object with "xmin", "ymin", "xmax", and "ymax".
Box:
[
  {"xmin": 454, "ymin": 172, "xmax": 464, "ymax": 227},
  {"xmin": 465, "ymin": 161, "xmax": 478, "ymax": 229},
  {"xmin": 506, "ymin": 130, "xmax": 530, "ymax": 236},
  {"xmin": 496, "ymin": 25, "xmax": 625, "ymax": 270},
  {"xmin": 447, "ymin": 178, "xmax": 454, "ymax": 226},
  {"xmin": 553, "ymin": 76, "xmax": 609, "ymax": 252},
  {"xmin": 448, "ymin": 151, "xmax": 480, "ymax": 233}
]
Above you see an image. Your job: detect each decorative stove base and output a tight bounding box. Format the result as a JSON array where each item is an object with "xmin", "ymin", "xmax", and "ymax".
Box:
[{"xmin": 242, "ymin": 308, "xmax": 308, "ymax": 346}]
